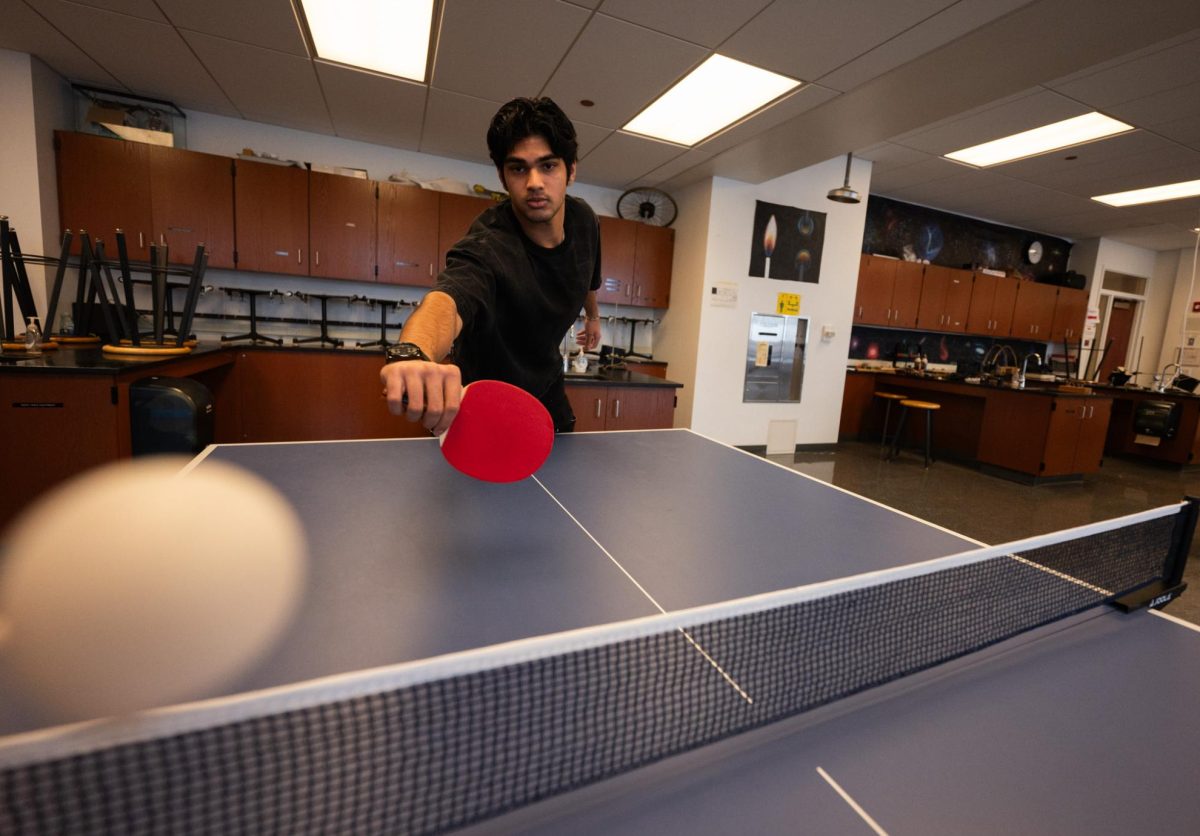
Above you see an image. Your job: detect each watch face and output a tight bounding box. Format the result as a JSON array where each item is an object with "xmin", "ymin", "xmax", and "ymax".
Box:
[
  {"xmin": 1027, "ymin": 241, "xmax": 1043, "ymax": 264},
  {"xmin": 386, "ymin": 343, "xmax": 428, "ymax": 362}
]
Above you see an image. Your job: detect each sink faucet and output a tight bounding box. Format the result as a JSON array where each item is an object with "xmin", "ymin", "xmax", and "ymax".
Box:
[
  {"xmin": 1019, "ymin": 353, "xmax": 1042, "ymax": 389},
  {"xmin": 1158, "ymin": 362, "xmax": 1183, "ymax": 392}
]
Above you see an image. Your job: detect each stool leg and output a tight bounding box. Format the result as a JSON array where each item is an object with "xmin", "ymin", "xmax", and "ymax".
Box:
[
  {"xmin": 880, "ymin": 399, "xmax": 893, "ymax": 453},
  {"xmin": 889, "ymin": 407, "xmax": 908, "ymax": 461},
  {"xmin": 923, "ymin": 410, "xmax": 932, "ymax": 468}
]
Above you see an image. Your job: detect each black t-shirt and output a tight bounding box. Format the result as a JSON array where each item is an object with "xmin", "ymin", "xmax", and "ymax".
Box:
[{"xmin": 434, "ymin": 196, "xmax": 602, "ymax": 408}]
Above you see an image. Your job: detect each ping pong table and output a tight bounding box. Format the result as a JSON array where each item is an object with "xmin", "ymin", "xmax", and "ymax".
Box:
[{"xmin": 1, "ymin": 428, "xmax": 1197, "ymax": 834}]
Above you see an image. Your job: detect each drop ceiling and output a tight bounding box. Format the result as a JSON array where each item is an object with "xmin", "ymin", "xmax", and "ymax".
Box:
[{"xmin": 3, "ymin": 0, "xmax": 1200, "ymax": 250}]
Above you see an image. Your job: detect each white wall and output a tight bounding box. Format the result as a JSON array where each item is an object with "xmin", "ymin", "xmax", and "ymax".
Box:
[
  {"xmin": 681, "ymin": 156, "xmax": 871, "ymax": 447},
  {"xmin": 656, "ymin": 178, "xmax": 712, "ymax": 426},
  {"xmin": 1155, "ymin": 243, "xmax": 1200, "ymax": 373},
  {"xmin": 0, "ymin": 49, "xmax": 72, "ymax": 323}
]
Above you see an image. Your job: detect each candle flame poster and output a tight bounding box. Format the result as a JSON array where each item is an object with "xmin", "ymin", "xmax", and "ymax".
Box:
[{"xmin": 748, "ymin": 200, "xmax": 826, "ymax": 283}]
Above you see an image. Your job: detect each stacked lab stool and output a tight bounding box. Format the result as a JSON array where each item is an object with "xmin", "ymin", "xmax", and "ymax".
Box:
[
  {"xmin": 889, "ymin": 399, "xmax": 941, "ymax": 468},
  {"xmin": 873, "ymin": 391, "xmax": 908, "ymax": 454}
]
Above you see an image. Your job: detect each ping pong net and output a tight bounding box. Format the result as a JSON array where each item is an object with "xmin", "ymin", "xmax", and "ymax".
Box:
[{"xmin": 1, "ymin": 500, "xmax": 1195, "ymax": 835}]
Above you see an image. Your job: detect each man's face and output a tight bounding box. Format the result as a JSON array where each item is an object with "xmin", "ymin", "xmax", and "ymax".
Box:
[{"xmin": 499, "ymin": 135, "xmax": 575, "ymax": 234}]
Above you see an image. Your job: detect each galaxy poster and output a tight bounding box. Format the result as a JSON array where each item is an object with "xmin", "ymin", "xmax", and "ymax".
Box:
[
  {"xmin": 861, "ymin": 195, "xmax": 1071, "ymax": 281},
  {"xmin": 748, "ymin": 200, "xmax": 827, "ymax": 283}
]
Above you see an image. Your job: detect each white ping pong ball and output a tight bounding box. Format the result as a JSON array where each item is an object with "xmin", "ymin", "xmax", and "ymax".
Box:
[{"xmin": 0, "ymin": 456, "xmax": 307, "ymax": 724}]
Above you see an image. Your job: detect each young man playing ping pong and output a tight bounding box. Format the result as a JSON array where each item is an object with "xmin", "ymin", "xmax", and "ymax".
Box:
[{"xmin": 380, "ymin": 97, "xmax": 603, "ymax": 436}]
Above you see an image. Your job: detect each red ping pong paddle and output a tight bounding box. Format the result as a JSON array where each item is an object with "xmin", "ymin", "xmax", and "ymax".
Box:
[{"xmin": 439, "ymin": 380, "xmax": 555, "ymax": 482}]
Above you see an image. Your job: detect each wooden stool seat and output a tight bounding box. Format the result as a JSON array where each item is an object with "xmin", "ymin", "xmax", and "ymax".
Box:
[
  {"xmin": 890, "ymin": 399, "xmax": 940, "ymax": 467},
  {"xmin": 873, "ymin": 391, "xmax": 909, "ymax": 453}
]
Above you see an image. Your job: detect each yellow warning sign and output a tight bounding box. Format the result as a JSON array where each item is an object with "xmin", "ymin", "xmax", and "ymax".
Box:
[{"xmin": 776, "ymin": 293, "xmax": 801, "ymax": 315}]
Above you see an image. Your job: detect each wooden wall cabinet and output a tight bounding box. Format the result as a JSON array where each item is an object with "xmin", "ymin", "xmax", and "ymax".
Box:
[
  {"xmin": 148, "ymin": 146, "xmax": 235, "ymax": 269},
  {"xmin": 565, "ymin": 384, "xmax": 675, "ymax": 431},
  {"xmin": 854, "ymin": 255, "xmax": 922, "ymax": 327},
  {"xmin": 437, "ymin": 193, "xmax": 493, "ymax": 272},
  {"xmin": 233, "ymin": 159, "xmax": 309, "ymax": 275},
  {"xmin": 1050, "ymin": 287, "xmax": 1088, "ymax": 343},
  {"xmin": 1009, "ymin": 281, "xmax": 1057, "ymax": 340},
  {"xmin": 56, "ymin": 132, "xmax": 235, "ymax": 268},
  {"xmin": 965, "ymin": 273, "xmax": 1019, "ymax": 337},
  {"xmin": 378, "ymin": 182, "xmax": 439, "ymax": 286},
  {"xmin": 597, "ymin": 215, "xmax": 635, "ymax": 304},
  {"xmin": 631, "ymin": 224, "xmax": 673, "ymax": 307},
  {"xmin": 55, "ymin": 131, "xmax": 152, "ymax": 261},
  {"xmin": 915, "ymin": 264, "xmax": 972, "ymax": 332},
  {"xmin": 309, "ymin": 171, "xmax": 376, "ymax": 282},
  {"xmin": 596, "ymin": 217, "xmax": 673, "ymax": 308}
]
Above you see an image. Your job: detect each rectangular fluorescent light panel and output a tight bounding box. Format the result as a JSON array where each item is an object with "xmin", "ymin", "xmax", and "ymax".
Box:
[
  {"xmin": 943, "ymin": 112, "xmax": 1134, "ymax": 167},
  {"xmin": 1093, "ymin": 179, "xmax": 1200, "ymax": 207},
  {"xmin": 300, "ymin": 0, "xmax": 434, "ymax": 82},
  {"xmin": 623, "ymin": 55, "xmax": 801, "ymax": 147}
]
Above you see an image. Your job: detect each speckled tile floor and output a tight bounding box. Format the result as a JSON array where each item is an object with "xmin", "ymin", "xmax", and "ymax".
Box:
[{"xmin": 771, "ymin": 441, "xmax": 1200, "ymax": 625}]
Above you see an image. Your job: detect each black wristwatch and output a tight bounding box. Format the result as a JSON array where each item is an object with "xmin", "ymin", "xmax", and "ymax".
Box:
[{"xmin": 385, "ymin": 342, "xmax": 430, "ymax": 363}]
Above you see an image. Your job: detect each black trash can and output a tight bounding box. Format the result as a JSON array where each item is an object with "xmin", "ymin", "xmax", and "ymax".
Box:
[{"xmin": 130, "ymin": 376, "xmax": 214, "ymax": 456}]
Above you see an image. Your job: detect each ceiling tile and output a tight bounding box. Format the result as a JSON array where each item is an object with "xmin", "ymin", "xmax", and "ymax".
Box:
[
  {"xmin": 184, "ymin": 31, "xmax": 330, "ymax": 131},
  {"xmin": 1151, "ymin": 112, "xmax": 1200, "ymax": 147},
  {"xmin": 578, "ymin": 131, "xmax": 686, "ymax": 188},
  {"xmin": 868, "ymin": 156, "xmax": 967, "ymax": 192},
  {"xmin": 595, "ymin": 0, "xmax": 770, "ymax": 48},
  {"xmin": 1103, "ymin": 224, "xmax": 1200, "ymax": 251},
  {"xmin": 420, "ymin": 88, "xmax": 501, "ymax": 164},
  {"xmin": 571, "ymin": 118, "xmax": 614, "ymax": 159},
  {"xmin": 60, "ymin": 0, "xmax": 166, "ymax": 22},
  {"xmin": 998, "ymin": 136, "xmax": 1200, "ymax": 196},
  {"xmin": 0, "ymin": 1, "xmax": 119, "ymax": 87},
  {"xmin": 627, "ymin": 147, "xmax": 713, "ymax": 189},
  {"xmin": 1105, "ymin": 79, "xmax": 1200, "ymax": 130},
  {"xmin": 1048, "ymin": 33, "xmax": 1200, "ymax": 108},
  {"xmin": 720, "ymin": 0, "xmax": 955, "ymax": 82},
  {"xmin": 818, "ymin": 0, "xmax": 1031, "ymax": 92},
  {"xmin": 433, "ymin": 0, "xmax": 590, "ymax": 102},
  {"xmin": 542, "ymin": 14, "xmax": 707, "ymax": 129},
  {"xmin": 29, "ymin": 0, "xmax": 235, "ymax": 113},
  {"xmin": 158, "ymin": 0, "xmax": 308, "ymax": 56},
  {"xmin": 318, "ymin": 63, "xmax": 427, "ymax": 150},
  {"xmin": 858, "ymin": 142, "xmax": 930, "ymax": 173}
]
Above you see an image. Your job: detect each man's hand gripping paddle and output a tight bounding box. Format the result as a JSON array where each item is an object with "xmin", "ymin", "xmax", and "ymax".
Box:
[{"xmin": 439, "ymin": 380, "xmax": 555, "ymax": 482}]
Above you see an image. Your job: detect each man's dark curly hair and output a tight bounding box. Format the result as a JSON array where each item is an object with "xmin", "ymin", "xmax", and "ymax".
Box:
[{"xmin": 487, "ymin": 97, "xmax": 578, "ymax": 171}]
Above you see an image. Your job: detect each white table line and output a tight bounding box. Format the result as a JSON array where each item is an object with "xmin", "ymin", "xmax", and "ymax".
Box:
[
  {"xmin": 816, "ymin": 766, "xmax": 889, "ymax": 836},
  {"xmin": 533, "ymin": 474, "xmax": 754, "ymax": 704}
]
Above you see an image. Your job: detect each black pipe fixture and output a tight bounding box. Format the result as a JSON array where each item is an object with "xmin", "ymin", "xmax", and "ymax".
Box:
[{"xmin": 827, "ymin": 153, "xmax": 861, "ymax": 204}]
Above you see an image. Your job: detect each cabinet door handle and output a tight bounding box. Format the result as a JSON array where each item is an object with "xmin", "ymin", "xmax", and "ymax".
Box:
[
  {"xmin": 138, "ymin": 231, "xmax": 144, "ymax": 248},
  {"xmin": 886, "ymin": 308, "xmax": 892, "ymax": 321},
  {"xmin": 298, "ymin": 248, "xmax": 303, "ymax": 265},
  {"xmin": 315, "ymin": 251, "xmax": 320, "ymax": 266},
  {"xmin": 594, "ymin": 399, "xmax": 602, "ymax": 419},
  {"xmin": 613, "ymin": 398, "xmax": 621, "ymax": 419},
  {"xmin": 857, "ymin": 306, "xmax": 863, "ymax": 318}
]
